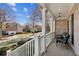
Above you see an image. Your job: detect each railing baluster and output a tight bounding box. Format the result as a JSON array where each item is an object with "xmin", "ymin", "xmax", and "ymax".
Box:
[
  {"xmin": 27, "ymin": 44, "xmax": 29, "ymax": 56},
  {"xmin": 25, "ymin": 43, "xmax": 27, "ymax": 56},
  {"xmin": 29, "ymin": 43, "xmax": 30, "ymax": 56},
  {"xmin": 32, "ymin": 40, "xmax": 33, "ymax": 56},
  {"xmin": 33, "ymin": 40, "xmax": 35, "ymax": 55},
  {"xmin": 35, "ymin": 36, "xmax": 40, "ymax": 56},
  {"xmin": 27, "ymin": 43, "xmax": 28, "ymax": 56},
  {"xmin": 30, "ymin": 42, "xmax": 31, "ymax": 56},
  {"xmin": 31, "ymin": 41, "xmax": 32, "ymax": 56}
]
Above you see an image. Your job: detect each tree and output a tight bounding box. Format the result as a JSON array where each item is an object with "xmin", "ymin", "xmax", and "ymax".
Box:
[
  {"xmin": 34, "ymin": 24, "xmax": 41, "ymax": 32},
  {"xmin": 31, "ymin": 4, "xmax": 42, "ymax": 35},
  {"xmin": 0, "ymin": 4, "xmax": 16, "ymax": 36},
  {"xmin": 23, "ymin": 24, "xmax": 31, "ymax": 33}
]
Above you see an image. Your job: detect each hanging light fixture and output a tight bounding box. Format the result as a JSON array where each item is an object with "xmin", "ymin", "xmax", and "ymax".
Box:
[
  {"xmin": 57, "ymin": 12, "xmax": 62, "ymax": 20},
  {"xmin": 58, "ymin": 8, "xmax": 62, "ymax": 17},
  {"xmin": 58, "ymin": 13, "xmax": 61, "ymax": 17}
]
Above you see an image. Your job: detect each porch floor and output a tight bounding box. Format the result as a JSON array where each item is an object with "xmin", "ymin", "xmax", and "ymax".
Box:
[{"xmin": 43, "ymin": 41, "xmax": 75, "ymax": 56}]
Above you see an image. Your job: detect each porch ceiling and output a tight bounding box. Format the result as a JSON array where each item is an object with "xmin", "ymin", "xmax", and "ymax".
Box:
[{"xmin": 45, "ymin": 3, "xmax": 74, "ymax": 19}]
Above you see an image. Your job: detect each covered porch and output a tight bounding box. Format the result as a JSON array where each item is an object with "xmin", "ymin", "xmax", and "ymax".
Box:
[
  {"xmin": 6, "ymin": 3, "xmax": 79, "ymax": 56},
  {"xmin": 40, "ymin": 3, "xmax": 75, "ymax": 56}
]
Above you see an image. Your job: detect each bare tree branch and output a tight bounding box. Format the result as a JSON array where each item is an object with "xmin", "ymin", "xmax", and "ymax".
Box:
[{"xmin": 0, "ymin": 4, "xmax": 16, "ymax": 36}]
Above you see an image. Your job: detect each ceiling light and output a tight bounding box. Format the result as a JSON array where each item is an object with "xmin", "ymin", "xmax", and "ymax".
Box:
[{"xmin": 58, "ymin": 13, "xmax": 61, "ymax": 17}]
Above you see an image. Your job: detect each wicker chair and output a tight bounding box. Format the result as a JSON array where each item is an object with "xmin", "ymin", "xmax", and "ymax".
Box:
[{"xmin": 56, "ymin": 33, "xmax": 70, "ymax": 48}]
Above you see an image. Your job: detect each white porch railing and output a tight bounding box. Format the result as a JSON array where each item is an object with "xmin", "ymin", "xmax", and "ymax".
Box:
[
  {"xmin": 7, "ymin": 37, "xmax": 36, "ymax": 56},
  {"xmin": 39, "ymin": 35, "xmax": 45, "ymax": 55},
  {"xmin": 46, "ymin": 33, "xmax": 53, "ymax": 47},
  {"xmin": 6, "ymin": 32, "xmax": 53, "ymax": 56}
]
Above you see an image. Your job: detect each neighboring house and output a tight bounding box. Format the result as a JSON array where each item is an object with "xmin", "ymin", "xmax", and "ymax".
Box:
[
  {"xmin": 5, "ymin": 22, "xmax": 24, "ymax": 35},
  {"xmin": 17, "ymin": 23, "xmax": 24, "ymax": 33}
]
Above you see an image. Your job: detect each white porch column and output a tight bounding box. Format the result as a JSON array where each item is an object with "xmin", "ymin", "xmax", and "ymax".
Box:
[
  {"xmin": 42, "ymin": 7, "xmax": 46, "ymax": 52},
  {"xmin": 42, "ymin": 8, "xmax": 46, "ymax": 35},
  {"xmin": 50, "ymin": 16, "xmax": 53, "ymax": 33},
  {"xmin": 48, "ymin": 12, "xmax": 54, "ymax": 41},
  {"xmin": 46, "ymin": 11, "xmax": 53, "ymax": 33},
  {"xmin": 53, "ymin": 19, "xmax": 55, "ymax": 33}
]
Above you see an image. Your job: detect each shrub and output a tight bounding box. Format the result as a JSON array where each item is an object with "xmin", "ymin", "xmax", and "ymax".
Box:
[
  {"xmin": 10, "ymin": 44, "xmax": 18, "ymax": 51},
  {"xmin": 2, "ymin": 31, "xmax": 8, "ymax": 35},
  {"xmin": 16, "ymin": 32, "xmax": 22, "ymax": 34},
  {"xmin": 17, "ymin": 40, "xmax": 26, "ymax": 46},
  {"xmin": 0, "ymin": 47, "xmax": 8, "ymax": 56}
]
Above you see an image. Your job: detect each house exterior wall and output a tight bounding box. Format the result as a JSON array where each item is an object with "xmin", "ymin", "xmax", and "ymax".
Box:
[
  {"xmin": 55, "ymin": 20, "xmax": 68, "ymax": 35},
  {"xmin": 17, "ymin": 24, "xmax": 24, "ymax": 33},
  {"xmin": 73, "ymin": 9, "xmax": 79, "ymax": 55},
  {"xmin": 68, "ymin": 4, "xmax": 79, "ymax": 55}
]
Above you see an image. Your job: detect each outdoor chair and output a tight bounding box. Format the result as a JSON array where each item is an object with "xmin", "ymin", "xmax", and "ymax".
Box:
[
  {"xmin": 56, "ymin": 33, "xmax": 70, "ymax": 48},
  {"xmin": 56, "ymin": 34, "xmax": 63, "ymax": 46}
]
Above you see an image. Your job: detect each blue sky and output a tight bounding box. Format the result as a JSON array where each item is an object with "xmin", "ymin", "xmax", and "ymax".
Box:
[
  {"xmin": 15, "ymin": 3, "xmax": 38, "ymax": 25},
  {"xmin": 0, "ymin": 3, "xmax": 39, "ymax": 25}
]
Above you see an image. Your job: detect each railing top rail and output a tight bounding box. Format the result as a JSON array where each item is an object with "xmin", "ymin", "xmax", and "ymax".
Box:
[
  {"xmin": 39, "ymin": 32, "xmax": 52, "ymax": 39},
  {"xmin": 39, "ymin": 34, "xmax": 44, "ymax": 39},
  {"xmin": 46, "ymin": 32, "xmax": 52, "ymax": 36}
]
